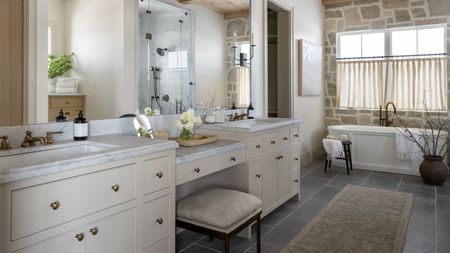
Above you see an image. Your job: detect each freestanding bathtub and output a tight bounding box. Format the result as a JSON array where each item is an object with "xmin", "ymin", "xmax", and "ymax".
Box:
[{"xmin": 328, "ymin": 125, "xmax": 447, "ymax": 176}]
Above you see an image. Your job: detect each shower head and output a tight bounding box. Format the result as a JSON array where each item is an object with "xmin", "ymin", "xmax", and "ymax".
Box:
[{"xmin": 156, "ymin": 48, "xmax": 168, "ymax": 56}]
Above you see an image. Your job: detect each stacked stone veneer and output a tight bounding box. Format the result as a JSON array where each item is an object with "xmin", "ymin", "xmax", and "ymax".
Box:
[{"xmin": 324, "ymin": 0, "xmax": 450, "ymax": 128}]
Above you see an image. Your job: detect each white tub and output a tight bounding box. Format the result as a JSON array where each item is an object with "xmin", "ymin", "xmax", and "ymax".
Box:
[{"xmin": 328, "ymin": 125, "xmax": 447, "ymax": 176}]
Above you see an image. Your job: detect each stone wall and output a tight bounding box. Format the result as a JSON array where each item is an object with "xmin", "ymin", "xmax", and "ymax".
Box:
[{"xmin": 324, "ymin": 0, "xmax": 450, "ymax": 128}]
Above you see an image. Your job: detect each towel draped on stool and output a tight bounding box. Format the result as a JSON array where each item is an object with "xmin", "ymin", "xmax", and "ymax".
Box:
[{"xmin": 322, "ymin": 138, "xmax": 344, "ymax": 158}]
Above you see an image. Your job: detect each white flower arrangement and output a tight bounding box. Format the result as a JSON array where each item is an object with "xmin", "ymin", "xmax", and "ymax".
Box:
[
  {"xmin": 135, "ymin": 107, "xmax": 160, "ymax": 116},
  {"xmin": 176, "ymin": 109, "xmax": 202, "ymax": 140}
]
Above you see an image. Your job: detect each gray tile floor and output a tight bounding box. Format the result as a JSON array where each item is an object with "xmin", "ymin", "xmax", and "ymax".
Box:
[{"xmin": 176, "ymin": 161, "xmax": 450, "ymax": 253}]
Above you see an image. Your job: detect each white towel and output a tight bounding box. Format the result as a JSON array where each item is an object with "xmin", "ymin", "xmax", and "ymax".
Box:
[
  {"xmin": 56, "ymin": 77, "xmax": 78, "ymax": 82},
  {"xmin": 395, "ymin": 128, "xmax": 422, "ymax": 161},
  {"xmin": 55, "ymin": 87, "xmax": 78, "ymax": 93},
  {"xmin": 56, "ymin": 82, "xmax": 78, "ymax": 88},
  {"xmin": 322, "ymin": 138, "xmax": 344, "ymax": 158}
]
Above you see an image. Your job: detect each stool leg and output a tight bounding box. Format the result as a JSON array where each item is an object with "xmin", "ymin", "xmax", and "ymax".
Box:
[
  {"xmin": 257, "ymin": 216, "xmax": 261, "ymax": 253},
  {"xmin": 225, "ymin": 236, "xmax": 230, "ymax": 253},
  {"xmin": 328, "ymin": 159, "xmax": 332, "ymax": 168},
  {"xmin": 324, "ymin": 159, "xmax": 328, "ymax": 172},
  {"xmin": 349, "ymin": 148, "xmax": 353, "ymax": 170},
  {"xmin": 208, "ymin": 236, "xmax": 213, "ymax": 242}
]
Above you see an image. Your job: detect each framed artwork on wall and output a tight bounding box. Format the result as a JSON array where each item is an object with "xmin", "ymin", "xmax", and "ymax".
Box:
[{"xmin": 298, "ymin": 39, "xmax": 323, "ymax": 96}]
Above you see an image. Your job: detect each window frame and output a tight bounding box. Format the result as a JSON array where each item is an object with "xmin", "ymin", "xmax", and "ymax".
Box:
[{"xmin": 336, "ymin": 24, "xmax": 447, "ymax": 59}]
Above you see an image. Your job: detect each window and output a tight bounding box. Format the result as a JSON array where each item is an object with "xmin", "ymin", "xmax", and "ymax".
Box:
[{"xmin": 336, "ymin": 25, "xmax": 447, "ymax": 111}]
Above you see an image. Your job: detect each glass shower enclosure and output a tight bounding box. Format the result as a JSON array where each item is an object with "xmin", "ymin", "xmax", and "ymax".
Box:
[{"xmin": 138, "ymin": 0, "xmax": 195, "ymax": 115}]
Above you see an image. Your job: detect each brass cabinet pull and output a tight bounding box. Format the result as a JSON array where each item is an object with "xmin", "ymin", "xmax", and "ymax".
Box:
[
  {"xmin": 156, "ymin": 172, "xmax": 163, "ymax": 178},
  {"xmin": 294, "ymin": 158, "xmax": 299, "ymax": 161},
  {"xmin": 111, "ymin": 184, "xmax": 120, "ymax": 192},
  {"xmin": 156, "ymin": 218, "xmax": 164, "ymax": 225},
  {"xmin": 89, "ymin": 227, "xmax": 99, "ymax": 236},
  {"xmin": 294, "ymin": 134, "xmax": 299, "ymax": 137},
  {"xmin": 294, "ymin": 179, "xmax": 299, "ymax": 182},
  {"xmin": 283, "ymin": 137, "xmax": 288, "ymax": 141},
  {"xmin": 75, "ymin": 233, "xmax": 85, "ymax": 241},
  {"xmin": 230, "ymin": 157, "xmax": 237, "ymax": 162},
  {"xmin": 50, "ymin": 201, "xmax": 60, "ymax": 210},
  {"xmin": 255, "ymin": 174, "xmax": 261, "ymax": 178},
  {"xmin": 194, "ymin": 168, "xmax": 200, "ymax": 173},
  {"xmin": 276, "ymin": 156, "xmax": 284, "ymax": 160},
  {"xmin": 270, "ymin": 141, "xmax": 276, "ymax": 144},
  {"xmin": 256, "ymin": 145, "xmax": 261, "ymax": 149}
]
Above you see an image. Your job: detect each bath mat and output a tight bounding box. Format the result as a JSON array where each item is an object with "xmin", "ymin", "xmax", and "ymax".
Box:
[{"xmin": 281, "ymin": 185, "xmax": 413, "ymax": 253}]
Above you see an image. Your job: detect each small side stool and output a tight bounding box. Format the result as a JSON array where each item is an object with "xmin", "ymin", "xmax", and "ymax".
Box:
[
  {"xmin": 176, "ymin": 187, "xmax": 262, "ymax": 253},
  {"xmin": 324, "ymin": 140, "xmax": 353, "ymax": 174}
]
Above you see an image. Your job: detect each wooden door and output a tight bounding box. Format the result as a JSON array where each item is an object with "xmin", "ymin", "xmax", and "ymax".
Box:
[
  {"xmin": 0, "ymin": 0, "xmax": 24, "ymax": 126},
  {"xmin": 84, "ymin": 208, "xmax": 136, "ymax": 253}
]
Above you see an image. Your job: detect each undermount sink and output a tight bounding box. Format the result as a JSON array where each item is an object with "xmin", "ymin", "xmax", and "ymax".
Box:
[
  {"xmin": 224, "ymin": 119, "xmax": 280, "ymax": 128},
  {"xmin": 0, "ymin": 142, "xmax": 120, "ymax": 169}
]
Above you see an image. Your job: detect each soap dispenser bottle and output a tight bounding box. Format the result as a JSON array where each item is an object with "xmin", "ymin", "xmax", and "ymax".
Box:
[
  {"xmin": 247, "ymin": 103, "xmax": 255, "ymax": 119},
  {"xmin": 73, "ymin": 110, "xmax": 88, "ymax": 141}
]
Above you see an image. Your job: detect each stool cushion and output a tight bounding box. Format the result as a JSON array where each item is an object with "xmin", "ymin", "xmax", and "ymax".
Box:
[{"xmin": 177, "ymin": 187, "xmax": 262, "ymax": 230}]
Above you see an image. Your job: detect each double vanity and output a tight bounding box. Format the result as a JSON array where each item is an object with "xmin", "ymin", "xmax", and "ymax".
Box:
[{"xmin": 0, "ymin": 117, "xmax": 301, "ymax": 253}]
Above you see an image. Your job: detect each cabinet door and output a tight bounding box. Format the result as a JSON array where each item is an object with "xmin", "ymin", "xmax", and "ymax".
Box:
[
  {"xmin": 262, "ymin": 152, "xmax": 278, "ymax": 211},
  {"xmin": 277, "ymin": 147, "xmax": 290, "ymax": 201},
  {"xmin": 84, "ymin": 208, "xmax": 136, "ymax": 253},
  {"xmin": 14, "ymin": 228, "xmax": 83, "ymax": 253}
]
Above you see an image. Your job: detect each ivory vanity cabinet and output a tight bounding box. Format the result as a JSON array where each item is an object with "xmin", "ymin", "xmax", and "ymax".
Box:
[
  {"xmin": 0, "ymin": 149, "xmax": 176, "ymax": 253},
  {"xmin": 198, "ymin": 120, "xmax": 301, "ymax": 216}
]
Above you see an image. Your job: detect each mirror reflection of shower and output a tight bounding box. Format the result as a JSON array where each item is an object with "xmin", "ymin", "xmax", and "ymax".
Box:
[{"xmin": 138, "ymin": 0, "xmax": 195, "ymax": 115}]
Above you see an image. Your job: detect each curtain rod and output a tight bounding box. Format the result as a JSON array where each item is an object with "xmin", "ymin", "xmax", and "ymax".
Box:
[{"xmin": 336, "ymin": 53, "xmax": 447, "ymax": 61}]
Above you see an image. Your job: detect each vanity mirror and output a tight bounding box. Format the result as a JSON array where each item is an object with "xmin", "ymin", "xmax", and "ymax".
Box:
[{"xmin": 0, "ymin": 0, "xmax": 252, "ymax": 127}]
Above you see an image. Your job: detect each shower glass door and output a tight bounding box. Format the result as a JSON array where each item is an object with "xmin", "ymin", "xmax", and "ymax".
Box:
[{"xmin": 138, "ymin": 0, "xmax": 195, "ymax": 115}]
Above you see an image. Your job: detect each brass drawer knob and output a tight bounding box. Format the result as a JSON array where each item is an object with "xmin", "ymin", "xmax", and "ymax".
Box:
[
  {"xmin": 75, "ymin": 232, "xmax": 85, "ymax": 241},
  {"xmin": 156, "ymin": 218, "xmax": 164, "ymax": 225},
  {"xmin": 50, "ymin": 201, "xmax": 60, "ymax": 210},
  {"xmin": 256, "ymin": 145, "xmax": 261, "ymax": 149},
  {"xmin": 270, "ymin": 141, "xmax": 276, "ymax": 144},
  {"xmin": 294, "ymin": 158, "xmax": 299, "ymax": 161},
  {"xmin": 89, "ymin": 227, "xmax": 99, "ymax": 236},
  {"xmin": 283, "ymin": 137, "xmax": 288, "ymax": 141},
  {"xmin": 276, "ymin": 156, "xmax": 284, "ymax": 160},
  {"xmin": 156, "ymin": 172, "xmax": 163, "ymax": 178},
  {"xmin": 230, "ymin": 157, "xmax": 237, "ymax": 162},
  {"xmin": 194, "ymin": 168, "xmax": 200, "ymax": 173},
  {"xmin": 294, "ymin": 134, "xmax": 299, "ymax": 137},
  {"xmin": 256, "ymin": 174, "xmax": 261, "ymax": 178},
  {"xmin": 294, "ymin": 179, "xmax": 299, "ymax": 182},
  {"xmin": 111, "ymin": 184, "xmax": 120, "ymax": 192}
]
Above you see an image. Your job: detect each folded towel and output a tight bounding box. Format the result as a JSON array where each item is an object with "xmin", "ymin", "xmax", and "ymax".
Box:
[
  {"xmin": 395, "ymin": 128, "xmax": 422, "ymax": 161},
  {"xmin": 55, "ymin": 87, "xmax": 78, "ymax": 93},
  {"xmin": 56, "ymin": 77, "xmax": 78, "ymax": 82},
  {"xmin": 322, "ymin": 138, "xmax": 344, "ymax": 158}
]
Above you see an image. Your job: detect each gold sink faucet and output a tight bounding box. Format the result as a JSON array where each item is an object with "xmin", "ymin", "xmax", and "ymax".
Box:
[
  {"xmin": 0, "ymin": 135, "xmax": 12, "ymax": 150},
  {"xmin": 228, "ymin": 113, "xmax": 248, "ymax": 121},
  {"xmin": 21, "ymin": 131, "xmax": 46, "ymax": 147},
  {"xmin": 379, "ymin": 102, "xmax": 397, "ymax": 126},
  {"xmin": 45, "ymin": 131, "xmax": 63, "ymax": 145}
]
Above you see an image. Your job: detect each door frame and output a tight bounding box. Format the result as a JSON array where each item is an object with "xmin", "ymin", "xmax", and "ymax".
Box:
[{"xmin": 263, "ymin": 0, "xmax": 294, "ymax": 118}]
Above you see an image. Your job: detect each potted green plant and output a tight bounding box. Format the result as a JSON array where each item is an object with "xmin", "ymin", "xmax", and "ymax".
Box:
[
  {"xmin": 396, "ymin": 105, "xmax": 449, "ymax": 185},
  {"xmin": 48, "ymin": 53, "xmax": 74, "ymax": 79}
]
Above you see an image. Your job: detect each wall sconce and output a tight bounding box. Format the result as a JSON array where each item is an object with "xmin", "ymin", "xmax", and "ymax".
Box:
[{"xmin": 232, "ymin": 34, "xmax": 256, "ymax": 67}]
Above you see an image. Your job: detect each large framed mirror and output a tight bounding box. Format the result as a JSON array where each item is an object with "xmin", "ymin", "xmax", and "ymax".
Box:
[{"xmin": 0, "ymin": 0, "xmax": 252, "ymax": 126}]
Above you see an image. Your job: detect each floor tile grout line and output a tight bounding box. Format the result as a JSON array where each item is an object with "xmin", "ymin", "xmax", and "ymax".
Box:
[
  {"xmin": 396, "ymin": 175, "xmax": 403, "ymax": 191},
  {"xmin": 178, "ymin": 235, "xmax": 207, "ymax": 253},
  {"xmin": 193, "ymin": 243, "xmax": 223, "ymax": 253},
  {"xmin": 361, "ymin": 171, "xmax": 373, "ymax": 186},
  {"xmin": 435, "ymin": 186, "xmax": 438, "ymax": 253},
  {"xmin": 301, "ymin": 162, "xmax": 325, "ymax": 178}
]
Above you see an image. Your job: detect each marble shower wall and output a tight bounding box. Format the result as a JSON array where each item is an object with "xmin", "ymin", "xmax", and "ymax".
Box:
[{"xmin": 324, "ymin": 0, "xmax": 450, "ymax": 128}]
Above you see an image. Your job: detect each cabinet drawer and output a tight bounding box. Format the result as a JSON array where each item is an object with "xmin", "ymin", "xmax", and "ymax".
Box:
[
  {"xmin": 143, "ymin": 237, "xmax": 170, "ymax": 253},
  {"xmin": 249, "ymin": 135, "xmax": 263, "ymax": 158},
  {"xmin": 263, "ymin": 129, "xmax": 290, "ymax": 152},
  {"xmin": 142, "ymin": 194, "xmax": 171, "ymax": 247},
  {"xmin": 290, "ymin": 145, "xmax": 300, "ymax": 169},
  {"xmin": 12, "ymin": 164, "xmax": 136, "ymax": 240},
  {"xmin": 249, "ymin": 160, "xmax": 263, "ymax": 190},
  {"xmin": 49, "ymin": 96, "xmax": 84, "ymax": 108},
  {"xmin": 143, "ymin": 155, "xmax": 171, "ymax": 195},
  {"xmin": 290, "ymin": 127, "xmax": 300, "ymax": 144},
  {"xmin": 290, "ymin": 168, "xmax": 300, "ymax": 194},
  {"xmin": 176, "ymin": 148, "xmax": 245, "ymax": 185}
]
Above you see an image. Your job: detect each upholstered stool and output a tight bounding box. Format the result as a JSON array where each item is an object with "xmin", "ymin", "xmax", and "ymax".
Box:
[
  {"xmin": 176, "ymin": 187, "xmax": 262, "ymax": 253},
  {"xmin": 324, "ymin": 140, "xmax": 353, "ymax": 174}
]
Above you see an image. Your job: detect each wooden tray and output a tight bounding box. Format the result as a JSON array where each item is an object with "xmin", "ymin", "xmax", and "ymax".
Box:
[{"xmin": 170, "ymin": 134, "xmax": 219, "ymax": 147}]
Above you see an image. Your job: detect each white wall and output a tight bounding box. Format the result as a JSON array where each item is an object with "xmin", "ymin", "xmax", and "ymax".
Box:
[
  {"xmin": 186, "ymin": 4, "xmax": 227, "ymax": 107},
  {"xmin": 253, "ymin": 0, "xmax": 326, "ymax": 164}
]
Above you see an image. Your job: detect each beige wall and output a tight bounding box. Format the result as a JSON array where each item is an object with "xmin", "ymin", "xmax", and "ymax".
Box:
[{"xmin": 324, "ymin": 0, "xmax": 450, "ymax": 128}]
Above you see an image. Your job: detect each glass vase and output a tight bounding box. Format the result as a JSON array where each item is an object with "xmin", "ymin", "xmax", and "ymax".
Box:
[{"xmin": 180, "ymin": 128, "xmax": 192, "ymax": 140}]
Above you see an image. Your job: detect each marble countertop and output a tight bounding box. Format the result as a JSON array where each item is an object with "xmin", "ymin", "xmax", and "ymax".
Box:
[
  {"xmin": 199, "ymin": 117, "xmax": 302, "ymax": 133},
  {"xmin": 48, "ymin": 93, "xmax": 86, "ymax": 96},
  {"xmin": 176, "ymin": 139, "xmax": 246, "ymax": 165},
  {"xmin": 0, "ymin": 135, "xmax": 178, "ymax": 184}
]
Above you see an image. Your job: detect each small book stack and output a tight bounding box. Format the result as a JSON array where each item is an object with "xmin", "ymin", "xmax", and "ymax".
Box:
[{"xmin": 55, "ymin": 77, "xmax": 79, "ymax": 93}]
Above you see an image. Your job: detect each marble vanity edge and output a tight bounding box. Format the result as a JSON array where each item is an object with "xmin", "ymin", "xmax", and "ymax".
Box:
[
  {"xmin": 176, "ymin": 141, "xmax": 246, "ymax": 165},
  {"xmin": 200, "ymin": 119, "xmax": 303, "ymax": 133},
  {"xmin": 0, "ymin": 140, "xmax": 178, "ymax": 185}
]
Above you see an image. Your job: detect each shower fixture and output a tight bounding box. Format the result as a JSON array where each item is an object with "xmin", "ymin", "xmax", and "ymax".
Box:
[{"xmin": 156, "ymin": 48, "xmax": 168, "ymax": 56}]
